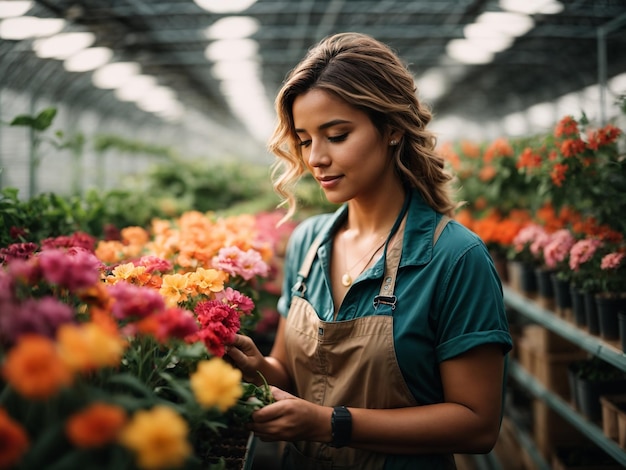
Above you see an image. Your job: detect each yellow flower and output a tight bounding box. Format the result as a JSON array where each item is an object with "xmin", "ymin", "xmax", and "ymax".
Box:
[
  {"xmin": 159, "ymin": 273, "xmax": 189, "ymax": 306},
  {"xmin": 107, "ymin": 263, "xmax": 148, "ymax": 285},
  {"xmin": 118, "ymin": 406, "xmax": 191, "ymax": 470},
  {"xmin": 57, "ymin": 322, "xmax": 127, "ymax": 373},
  {"xmin": 187, "ymin": 268, "xmax": 227, "ymax": 296},
  {"xmin": 190, "ymin": 358, "xmax": 242, "ymax": 412}
]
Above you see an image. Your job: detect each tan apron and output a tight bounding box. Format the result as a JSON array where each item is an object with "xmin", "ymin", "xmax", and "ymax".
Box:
[{"xmin": 281, "ymin": 215, "xmax": 454, "ymax": 469}]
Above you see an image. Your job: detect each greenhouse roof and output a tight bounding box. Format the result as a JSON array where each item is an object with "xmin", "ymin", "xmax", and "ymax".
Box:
[{"xmin": 2, "ymin": 0, "xmax": 626, "ymax": 143}]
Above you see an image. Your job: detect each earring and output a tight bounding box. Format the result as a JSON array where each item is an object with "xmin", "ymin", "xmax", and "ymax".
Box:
[{"xmin": 390, "ymin": 139, "xmax": 398, "ymax": 146}]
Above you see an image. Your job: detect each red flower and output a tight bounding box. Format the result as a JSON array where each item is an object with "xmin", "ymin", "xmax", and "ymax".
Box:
[{"xmin": 190, "ymin": 300, "xmax": 240, "ymax": 357}]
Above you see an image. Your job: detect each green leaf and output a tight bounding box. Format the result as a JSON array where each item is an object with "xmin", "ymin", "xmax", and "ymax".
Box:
[{"xmin": 33, "ymin": 107, "xmax": 57, "ymax": 131}]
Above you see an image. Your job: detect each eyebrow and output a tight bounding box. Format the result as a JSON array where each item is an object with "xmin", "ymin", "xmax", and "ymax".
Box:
[{"xmin": 294, "ymin": 119, "xmax": 351, "ymax": 133}]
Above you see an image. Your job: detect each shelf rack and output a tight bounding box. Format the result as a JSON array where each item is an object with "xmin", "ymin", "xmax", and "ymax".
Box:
[{"xmin": 503, "ymin": 285, "xmax": 626, "ymax": 466}]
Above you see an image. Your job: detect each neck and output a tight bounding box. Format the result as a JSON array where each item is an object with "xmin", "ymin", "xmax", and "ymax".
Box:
[{"xmin": 344, "ymin": 186, "xmax": 407, "ymax": 236}]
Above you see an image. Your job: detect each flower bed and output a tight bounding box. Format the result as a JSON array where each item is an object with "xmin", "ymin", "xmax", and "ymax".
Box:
[{"xmin": 0, "ymin": 210, "xmax": 295, "ymax": 470}]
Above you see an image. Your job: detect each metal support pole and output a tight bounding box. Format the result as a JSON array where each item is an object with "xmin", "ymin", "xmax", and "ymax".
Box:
[{"xmin": 597, "ymin": 13, "xmax": 626, "ymax": 125}]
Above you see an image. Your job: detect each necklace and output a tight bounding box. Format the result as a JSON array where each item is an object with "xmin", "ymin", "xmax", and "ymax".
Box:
[{"xmin": 341, "ymin": 234, "xmax": 387, "ymax": 287}]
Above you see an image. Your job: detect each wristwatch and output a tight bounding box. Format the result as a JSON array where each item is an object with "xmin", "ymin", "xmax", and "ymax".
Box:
[{"xmin": 330, "ymin": 405, "xmax": 352, "ymax": 448}]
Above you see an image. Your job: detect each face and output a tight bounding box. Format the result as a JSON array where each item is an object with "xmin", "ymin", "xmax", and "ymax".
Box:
[{"xmin": 292, "ymin": 88, "xmax": 398, "ymax": 204}]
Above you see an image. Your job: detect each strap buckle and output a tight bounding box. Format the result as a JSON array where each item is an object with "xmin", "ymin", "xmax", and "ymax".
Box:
[{"xmin": 373, "ymin": 295, "xmax": 397, "ymax": 310}]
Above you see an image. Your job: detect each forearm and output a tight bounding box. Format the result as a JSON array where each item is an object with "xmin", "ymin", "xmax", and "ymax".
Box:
[
  {"xmin": 347, "ymin": 403, "xmax": 500, "ymax": 454},
  {"xmin": 257, "ymin": 356, "xmax": 293, "ymax": 392}
]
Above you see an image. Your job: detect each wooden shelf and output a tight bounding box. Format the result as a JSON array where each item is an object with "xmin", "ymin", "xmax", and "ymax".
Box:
[
  {"xmin": 509, "ymin": 362, "xmax": 626, "ymax": 466},
  {"xmin": 503, "ymin": 285, "xmax": 626, "ymax": 371}
]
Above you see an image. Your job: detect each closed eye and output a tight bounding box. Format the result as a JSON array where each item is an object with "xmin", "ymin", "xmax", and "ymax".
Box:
[
  {"xmin": 328, "ymin": 133, "xmax": 348, "ymax": 143},
  {"xmin": 298, "ymin": 139, "xmax": 311, "ymax": 148}
]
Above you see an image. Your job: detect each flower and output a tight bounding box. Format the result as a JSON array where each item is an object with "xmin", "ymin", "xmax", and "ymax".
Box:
[
  {"xmin": 190, "ymin": 358, "xmax": 243, "ymax": 412},
  {"xmin": 568, "ymin": 237, "xmax": 605, "ymax": 292},
  {"xmin": 118, "ymin": 405, "xmax": 192, "ymax": 470},
  {"xmin": 599, "ymin": 251, "xmax": 626, "ymax": 295},
  {"xmin": 0, "ymin": 408, "xmax": 29, "ymax": 468},
  {"xmin": 66, "ymin": 402, "xmax": 127, "ymax": 448},
  {"xmin": 0, "ymin": 210, "xmax": 284, "ymax": 469}
]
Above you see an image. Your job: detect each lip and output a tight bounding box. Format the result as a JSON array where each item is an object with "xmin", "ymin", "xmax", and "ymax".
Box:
[{"xmin": 317, "ymin": 175, "xmax": 342, "ymax": 189}]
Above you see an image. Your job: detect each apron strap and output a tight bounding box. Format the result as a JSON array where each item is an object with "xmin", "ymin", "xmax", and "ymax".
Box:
[{"xmin": 374, "ymin": 215, "xmax": 451, "ymax": 310}]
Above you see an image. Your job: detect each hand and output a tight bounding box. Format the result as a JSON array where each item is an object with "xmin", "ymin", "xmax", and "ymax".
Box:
[
  {"xmin": 225, "ymin": 334, "xmax": 265, "ymax": 384},
  {"xmin": 249, "ymin": 387, "xmax": 331, "ymax": 443}
]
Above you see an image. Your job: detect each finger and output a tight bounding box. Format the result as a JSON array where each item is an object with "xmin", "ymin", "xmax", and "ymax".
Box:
[{"xmin": 270, "ymin": 386, "xmax": 296, "ymax": 401}]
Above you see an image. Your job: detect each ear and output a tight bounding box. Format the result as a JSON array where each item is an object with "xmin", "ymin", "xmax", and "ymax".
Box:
[{"xmin": 388, "ymin": 130, "xmax": 404, "ymax": 146}]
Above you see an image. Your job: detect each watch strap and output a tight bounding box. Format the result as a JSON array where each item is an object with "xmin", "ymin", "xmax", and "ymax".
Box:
[{"xmin": 330, "ymin": 405, "xmax": 352, "ymax": 448}]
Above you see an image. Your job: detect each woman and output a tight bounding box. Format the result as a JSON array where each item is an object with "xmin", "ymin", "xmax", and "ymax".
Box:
[{"xmin": 226, "ymin": 32, "xmax": 513, "ymax": 469}]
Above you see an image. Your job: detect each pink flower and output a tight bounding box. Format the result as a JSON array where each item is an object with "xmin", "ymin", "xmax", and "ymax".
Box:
[
  {"xmin": 601, "ymin": 252, "xmax": 625, "ymax": 271},
  {"xmin": 0, "ymin": 242, "xmax": 38, "ymax": 263},
  {"xmin": 133, "ymin": 255, "xmax": 173, "ymax": 274},
  {"xmin": 189, "ymin": 299, "xmax": 240, "ymax": 356},
  {"xmin": 38, "ymin": 248, "xmax": 102, "ymax": 292},
  {"xmin": 108, "ymin": 282, "xmax": 166, "ymax": 320},
  {"xmin": 543, "ymin": 229, "xmax": 576, "ymax": 269},
  {"xmin": 142, "ymin": 307, "xmax": 199, "ymax": 342},
  {"xmin": 569, "ymin": 238, "xmax": 604, "ymax": 271},
  {"xmin": 212, "ymin": 246, "xmax": 269, "ymax": 281},
  {"xmin": 215, "ymin": 287, "xmax": 255, "ymax": 315},
  {"xmin": 512, "ymin": 224, "xmax": 547, "ymax": 253},
  {"xmin": 41, "ymin": 231, "xmax": 96, "ymax": 251}
]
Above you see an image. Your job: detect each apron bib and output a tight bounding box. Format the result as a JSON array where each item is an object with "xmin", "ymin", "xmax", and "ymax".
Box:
[{"xmin": 281, "ymin": 213, "xmax": 454, "ymax": 469}]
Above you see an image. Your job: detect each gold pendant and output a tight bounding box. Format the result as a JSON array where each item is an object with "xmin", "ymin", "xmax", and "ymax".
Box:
[{"xmin": 341, "ymin": 273, "xmax": 352, "ymax": 287}]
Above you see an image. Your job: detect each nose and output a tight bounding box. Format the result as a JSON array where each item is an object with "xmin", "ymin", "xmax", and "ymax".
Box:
[{"xmin": 306, "ymin": 139, "xmax": 329, "ymax": 168}]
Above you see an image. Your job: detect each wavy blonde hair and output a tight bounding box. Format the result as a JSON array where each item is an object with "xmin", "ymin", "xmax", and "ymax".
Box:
[{"xmin": 268, "ymin": 32, "xmax": 457, "ymax": 220}]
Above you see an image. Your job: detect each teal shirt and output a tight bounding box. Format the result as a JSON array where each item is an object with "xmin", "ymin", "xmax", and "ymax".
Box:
[{"xmin": 278, "ymin": 191, "xmax": 513, "ymax": 469}]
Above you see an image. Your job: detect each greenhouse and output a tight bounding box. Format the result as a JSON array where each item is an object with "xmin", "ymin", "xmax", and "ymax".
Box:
[{"xmin": 1, "ymin": 1, "xmax": 626, "ymax": 469}]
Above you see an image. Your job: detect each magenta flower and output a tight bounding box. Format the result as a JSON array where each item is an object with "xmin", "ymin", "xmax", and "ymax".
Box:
[
  {"xmin": 108, "ymin": 281, "xmax": 166, "ymax": 320},
  {"xmin": 212, "ymin": 246, "xmax": 269, "ymax": 281},
  {"xmin": 38, "ymin": 248, "xmax": 101, "ymax": 292},
  {"xmin": 0, "ymin": 296, "xmax": 73, "ymax": 345},
  {"xmin": 215, "ymin": 287, "xmax": 255, "ymax": 315},
  {"xmin": 41, "ymin": 231, "xmax": 96, "ymax": 252},
  {"xmin": 189, "ymin": 299, "xmax": 240, "ymax": 356},
  {"xmin": 0, "ymin": 242, "xmax": 38, "ymax": 264},
  {"xmin": 149, "ymin": 307, "xmax": 199, "ymax": 342}
]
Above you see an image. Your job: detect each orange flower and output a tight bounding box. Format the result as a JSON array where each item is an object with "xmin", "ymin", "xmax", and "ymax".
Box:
[
  {"xmin": 550, "ymin": 163, "xmax": 568, "ymax": 187},
  {"xmin": 554, "ymin": 115, "xmax": 579, "ymax": 137},
  {"xmin": 516, "ymin": 147, "xmax": 542, "ymax": 170},
  {"xmin": 95, "ymin": 240, "xmax": 126, "ymax": 263},
  {"xmin": 478, "ymin": 165, "xmax": 496, "ymax": 182},
  {"xmin": 483, "ymin": 137, "xmax": 513, "ymax": 164},
  {"xmin": 559, "ymin": 138, "xmax": 585, "ymax": 157},
  {"xmin": 186, "ymin": 268, "xmax": 227, "ymax": 296},
  {"xmin": 460, "ymin": 140, "xmax": 481, "ymax": 158},
  {"xmin": 438, "ymin": 142, "xmax": 461, "ymax": 170},
  {"xmin": 121, "ymin": 226, "xmax": 150, "ymax": 246},
  {"xmin": 2, "ymin": 335, "xmax": 73, "ymax": 400},
  {"xmin": 0, "ymin": 408, "xmax": 29, "ymax": 468},
  {"xmin": 66, "ymin": 402, "xmax": 127, "ymax": 448},
  {"xmin": 57, "ymin": 322, "xmax": 126, "ymax": 373},
  {"xmin": 454, "ymin": 209, "xmax": 474, "ymax": 231}
]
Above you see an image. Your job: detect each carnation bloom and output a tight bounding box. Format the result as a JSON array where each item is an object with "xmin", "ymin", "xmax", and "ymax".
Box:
[
  {"xmin": 190, "ymin": 299, "xmax": 240, "ymax": 356},
  {"xmin": 133, "ymin": 255, "xmax": 173, "ymax": 274},
  {"xmin": 2, "ymin": 335, "xmax": 73, "ymax": 399},
  {"xmin": 569, "ymin": 238, "xmax": 604, "ymax": 271},
  {"xmin": 0, "ymin": 242, "xmax": 38, "ymax": 263},
  {"xmin": 186, "ymin": 267, "xmax": 227, "ymax": 296},
  {"xmin": 2, "ymin": 296, "xmax": 73, "ymax": 343},
  {"xmin": 66, "ymin": 402, "xmax": 127, "ymax": 448},
  {"xmin": 159, "ymin": 273, "xmax": 190, "ymax": 306},
  {"xmin": 38, "ymin": 248, "xmax": 102, "ymax": 292},
  {"xmin": 118, "ymin": 406, "xmax": 191, "ymax": 470},
  {"xmin": 190, "ymin": 358, "xmax": 243, "ymax": 412},
  {"xmin": 543, "ymin": 229, "xmax": 576, "ymax": 269},
  {"xmin": 212, "ymin": 246, "xmax": 269, "ymax": 281},
  {"xmin": 0, "ymin": 408, "xmax": 29, "ymax": 468},
  {"xmin": 56, "ymin": 322, "xmax": 126, "ymax": 373},
  {"xmin": 601, "ymin": 252, "xmax": 625, "ymax": 270},
  {"xmin": 136, "ymin": 308, "xmax": 199, "ymax": 343},
  {"xmin": 108, "ymin": 281, "xmax": 166, "ymax": 320},
  {"xmin": 215, "ymin": 287, "xmax": 255, "ymax": 315}
]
